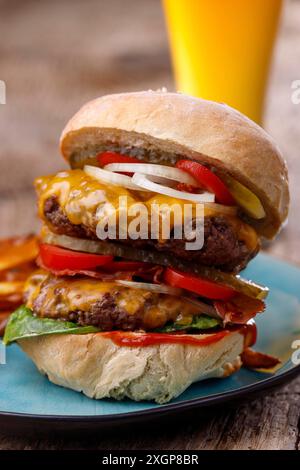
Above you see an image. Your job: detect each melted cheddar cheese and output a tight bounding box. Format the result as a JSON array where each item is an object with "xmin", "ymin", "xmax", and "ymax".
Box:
[
  {"xmin": 24, "ymin": 270, "xmax": 201, "ymax": 330},
  {"xmin": 35, "ymin": 169, "xmax": 258, "ymax": 251}
]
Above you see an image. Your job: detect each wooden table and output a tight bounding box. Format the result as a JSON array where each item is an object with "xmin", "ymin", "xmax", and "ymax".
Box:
[{"xmin": 0, "ymin": 0, "xmax": 299, "ymax": 450}]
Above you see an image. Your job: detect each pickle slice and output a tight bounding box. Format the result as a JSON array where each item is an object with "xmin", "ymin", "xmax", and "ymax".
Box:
[
  {"xmin": 224, "ymin": 175, "xmax": 266, "ymax": 220},
  {"xmin": 42, "ymin": 229, "xmax": 268, "ymax": 300}
]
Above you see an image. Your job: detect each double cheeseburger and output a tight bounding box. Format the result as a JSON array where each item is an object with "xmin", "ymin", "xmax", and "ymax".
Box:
[{"xmin": 4, "ymin": 91, "xmax": 289, "ymax": 403}]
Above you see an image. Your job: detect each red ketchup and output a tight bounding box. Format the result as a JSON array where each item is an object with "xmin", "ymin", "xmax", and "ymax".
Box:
[{"xmin": 99, "ymin": 322, "xmax": 257, "ymax": 349}]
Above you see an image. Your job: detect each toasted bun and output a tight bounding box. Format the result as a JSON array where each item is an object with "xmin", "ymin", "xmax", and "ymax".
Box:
[
  {"xmin": 60, "ymin": 91, "xmax": 289, "ymax": 239},
  {"xmin": 18, "ymin": 331, "xmax": 243, "ymax": 404}
]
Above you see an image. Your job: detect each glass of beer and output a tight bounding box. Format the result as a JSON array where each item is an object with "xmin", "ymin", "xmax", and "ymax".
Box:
[{"xmin": 163, "ymin": 0, "xmax": 283, "ymax": 124}]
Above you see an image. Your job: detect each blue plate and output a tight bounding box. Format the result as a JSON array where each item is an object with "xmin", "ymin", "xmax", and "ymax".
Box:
[{"xmin": 0, "ymin": 253, "xmax": 300, "ymax": 431}]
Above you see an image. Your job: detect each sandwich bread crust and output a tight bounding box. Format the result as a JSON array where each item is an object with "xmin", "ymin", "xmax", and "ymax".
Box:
[
  {"xmin": 60, "ymin": 91, "xmax": 289, "ymax": 239},
  {"xmin": 19, "ymin": 331, "xmax": 243, "ymax": 404}
]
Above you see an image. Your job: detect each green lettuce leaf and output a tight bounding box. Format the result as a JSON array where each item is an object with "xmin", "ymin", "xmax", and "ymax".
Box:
[
  {"xmin": 3, "ymin": 306, "xmax": 100, "ymax": 345},
  {"xmin": 155, "ymin": 314, "xmax": 221, "ymax": 333},
  {"xmin": 3, "ymin": 307, "xmax": 221, "ymax": 345}
]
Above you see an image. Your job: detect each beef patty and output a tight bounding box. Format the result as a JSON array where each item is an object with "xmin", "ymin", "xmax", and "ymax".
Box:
[
  {"xmin": 43, "ymin": 196, "xmax": 257, "ymax": 272},
  {"xmin": 24, "ymin": 271, "xmax": 201, "ymax": 331}
]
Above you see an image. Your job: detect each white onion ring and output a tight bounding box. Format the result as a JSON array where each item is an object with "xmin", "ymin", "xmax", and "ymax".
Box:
[
  {"xmin": 84, "ymin": 165, "xmax": 143, "ymax": 191},
  {"xmin": 182, "ymin": 297, "xmax": 221, "ymax": 319},
  {"xmin": 115, "ymin": 280, "xmax": 182, "ymax": 296},
  {"xmin": 132, "ymin": 173, "xmax": 215, "ymax": 203},
  {"xmin": 104, "ymin": 163, "xmax": 199, "ymax": 186}
]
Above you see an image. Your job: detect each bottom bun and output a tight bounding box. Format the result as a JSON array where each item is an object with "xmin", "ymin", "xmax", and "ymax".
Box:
[{"xmin": 18, "ymin": 331, "xmax": 243, "ymax": 404}]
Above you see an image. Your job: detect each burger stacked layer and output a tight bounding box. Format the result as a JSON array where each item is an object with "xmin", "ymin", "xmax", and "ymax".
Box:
[{"xmin": 4, "ymin": 92, "xmax": 289, "ymax": 403}]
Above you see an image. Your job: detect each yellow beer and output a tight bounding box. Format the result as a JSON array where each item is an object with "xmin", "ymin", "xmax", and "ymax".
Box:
[{"xmin": 163, "ymin": 0, "xmax": 282, "ymax": 123}]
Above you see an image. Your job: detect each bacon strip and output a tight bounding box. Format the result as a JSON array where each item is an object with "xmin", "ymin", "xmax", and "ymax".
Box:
[
  {"xmin": 37, "ymin": 257, "xmax": 163, "ymax": 282},
  {"xmin": 214, "ymin": 294, "xmax": 265, "ymax": 324},
  {"xmin": 241, "ymin": 347, "xmax": 280, "ymax": 369},
  {"xmin": 0, "ymin": 312, "xmax": 10, "ymax": 337}
]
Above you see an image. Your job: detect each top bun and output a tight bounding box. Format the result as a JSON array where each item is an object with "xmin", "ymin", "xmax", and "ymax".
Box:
[{"xmin": 60, "ymin": 91, "xmax": 289, "ymax": 238}]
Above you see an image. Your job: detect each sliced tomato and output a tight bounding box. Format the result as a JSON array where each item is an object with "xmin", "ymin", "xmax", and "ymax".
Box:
[
  {"xmin": 163, "ymin": 267, "xmax": 236, "ymax": 300},
  {"xmin": 102, "ymin": 260, "xmax": 153, "ymax": 272},
  {"xmin": 97, "ymin": 152, "xmax": 142, "ymax": 176},
  {"xmin": 176, "ymin": 160, "xmax": 235, "ymax": 205},
  {"xmin": 97, "ymin": 152, "xmax": 141, "ymax": 167},
  {"xmin": 39, "ymin": 244, "xmax": 113, "ymax": 271}
]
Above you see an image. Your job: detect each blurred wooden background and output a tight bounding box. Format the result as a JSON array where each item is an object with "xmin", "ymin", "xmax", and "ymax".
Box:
[{"xmin": 0, "ymin": 0, "xmax": 300, "ymax": 450}]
